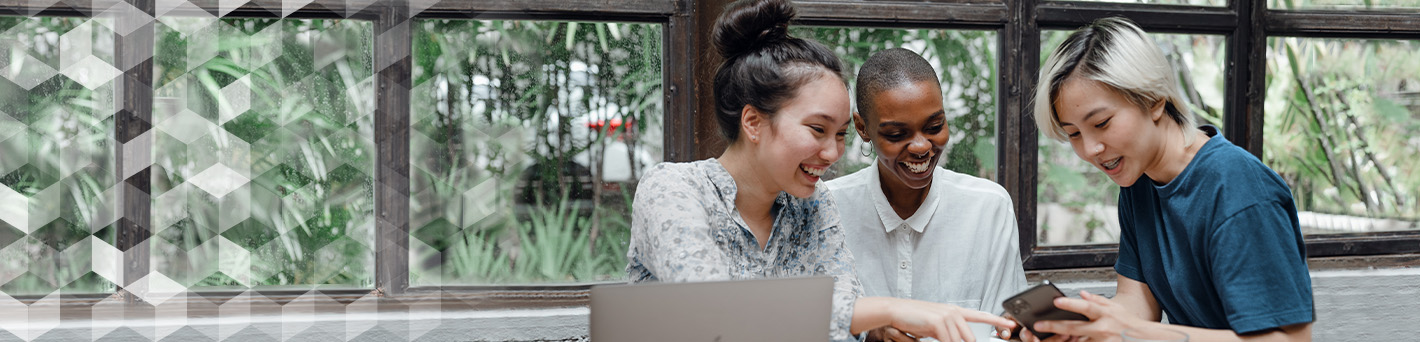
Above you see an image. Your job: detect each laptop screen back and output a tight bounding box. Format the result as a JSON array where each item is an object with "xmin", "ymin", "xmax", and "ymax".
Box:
[{"xmin": 590, "ymin": 276, "xmax": 834, "ymax": 342}]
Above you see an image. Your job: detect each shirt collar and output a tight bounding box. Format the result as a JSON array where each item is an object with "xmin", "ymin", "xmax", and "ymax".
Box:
[
  {"xmin": 705, "ymin": 158, "xmax": 790, "ymax": 214},
  {"xmin": 867, "ymin": 164, "xmax": 941, "ymax": 234},
  {"xmin": 705, "ymin": 158, "xmax": 740, "ymax": 210}
]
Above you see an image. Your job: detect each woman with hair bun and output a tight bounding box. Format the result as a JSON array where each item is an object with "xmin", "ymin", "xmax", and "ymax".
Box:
[
  {"xmin": 625, "ymin": 0, "xmax": 1015, "ymax": 341},
  {"xmin": 1022, "ymin": 17, "xmax": 1313, "ymax": 342}
]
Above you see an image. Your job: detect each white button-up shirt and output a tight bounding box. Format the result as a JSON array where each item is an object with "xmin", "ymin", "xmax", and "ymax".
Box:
[{"xmin": 828, "ymin": 165, "xmax": 1027, "ymax": 339}]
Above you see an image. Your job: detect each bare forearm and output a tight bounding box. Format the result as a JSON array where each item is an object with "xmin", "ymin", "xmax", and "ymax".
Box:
[
  {"xmin": 1110, "ymin": 292, "xmax": 1161, "ymax": 322},
  {"xmin": 850, "ymin": 297, "xmax": 895, "ymax": 335},
  {"xmin": 1112, "ymin": 275, "xmax": 1162, "ymax": 321}
]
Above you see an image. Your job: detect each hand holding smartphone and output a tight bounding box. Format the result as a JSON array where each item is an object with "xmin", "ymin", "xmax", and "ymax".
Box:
[{"xmin": 1001, "ymin": 281, "xmax": 1089, "ymax": 340}]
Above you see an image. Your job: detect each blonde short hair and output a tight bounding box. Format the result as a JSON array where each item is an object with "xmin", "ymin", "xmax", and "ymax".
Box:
[{"xmin": 1032, "ymin": 17, "xmax": 1199, "ymax": 143}]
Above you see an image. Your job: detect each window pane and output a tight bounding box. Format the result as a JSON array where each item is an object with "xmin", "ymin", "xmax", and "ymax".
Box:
[
  {"xmin": 790, "ymin": 27, "xmax": 999, "ymax": 182},
  {"xmin": 1269, "ymin": 0, "xmax": 1420, "ymax": 10},
  {"xmin": 152, "ymin": 18, "xmax": 375, "ymax": 289},
  {"xmin": 409, "ymin": 21, "xmax": 662, "ymax": 285},
  {"xmin": 0, "ymin": 17, "xmax": 118, "ymax": 296},
  {"xmin": 1051, "ymin": 0, "xmax": 1225, "ymax": 6},
  {"xmin": 1265, "ymin": 38, "xmax": 1420, "ymax": 235},
  {"xmin": 1036, "ymin": 31, "xmax": 1225, "ymax": 246}
]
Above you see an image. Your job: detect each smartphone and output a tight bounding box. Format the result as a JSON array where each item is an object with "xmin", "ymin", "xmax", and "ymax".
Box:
[{"xmin": 1001, "ymin": 281, "xmax": 1089, "ymax": 340}]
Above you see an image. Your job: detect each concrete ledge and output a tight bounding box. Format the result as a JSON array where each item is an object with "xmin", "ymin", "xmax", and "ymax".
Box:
[
  {"xmin": 13, "ymin": 307, "xmax": 590, "ymax": 341},
  {"xmin": 12, "ymin": 268, "xmax": 1418, "ymax": 341}
]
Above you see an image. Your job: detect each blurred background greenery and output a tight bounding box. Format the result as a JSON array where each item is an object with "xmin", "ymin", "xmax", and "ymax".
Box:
[
  {"xmin": 0, "ymin": 5, "xmax": 1416, "ymax": 292},
  {"xmin": 407, "ymin": 20, "xmax": 662, "ymax": 285}
]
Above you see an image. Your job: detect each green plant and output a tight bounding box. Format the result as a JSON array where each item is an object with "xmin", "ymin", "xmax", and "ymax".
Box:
[
  {"xmin": 512, "ymin": 189, "xmax": 618, "ymax": 282},
  {"xmin": 408, "ymin": 19, "xmax": 659, "ymax": 284},
  {"xmin": 446, "ymin": 224, "xmax": 513, "ymax": 283},
  {"xmin": 1266, "ymin": 37, "xmax": 1420, "ymax": 221},
  {"xmin": 0, "ymin": 17, "xmax": 118, "ymax": 295}
]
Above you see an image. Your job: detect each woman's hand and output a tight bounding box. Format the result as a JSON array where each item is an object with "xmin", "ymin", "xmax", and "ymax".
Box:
[
  {"xmin": 887, "ymin": 298, "xmax": 1016, "ymax": 342},
  {"xmin": 867, "ymin": 326, "xmax": 918, "ymax": 342},
  {"xmin": 995, "ymin": 312, "xmax": 1022, "ymax": 340},
  {"xmin": 1024, "ymin": 290, "xmax": 1142, "ymax": 342}
]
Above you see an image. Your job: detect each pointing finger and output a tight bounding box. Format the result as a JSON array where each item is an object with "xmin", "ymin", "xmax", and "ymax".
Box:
[{"xmin": 962, "ymin": 310, "xmax": 1017, "ymax": 329}]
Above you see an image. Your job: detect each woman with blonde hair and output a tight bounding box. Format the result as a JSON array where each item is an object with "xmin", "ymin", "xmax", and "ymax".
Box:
[{"xmin": 1022, "ymin": 17, "xmax": 1313, "ymax": 341}]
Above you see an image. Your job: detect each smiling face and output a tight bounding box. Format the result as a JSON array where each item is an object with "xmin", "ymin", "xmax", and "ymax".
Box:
[
  {"xmin": 1053, "ymin": 77, "xmax": 1169, "ymax": 187},
  {"xmin": 856, "ymin": 80, "xmax": 948, "ymax": 190},
  {"xmin": 756, "ymin": 72, "xmax": 852, "ymax": 198}
]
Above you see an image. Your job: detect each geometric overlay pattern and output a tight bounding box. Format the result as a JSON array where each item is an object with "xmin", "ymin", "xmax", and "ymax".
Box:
[
  {"xmin": 0, "ymin": 17, "xmax": 121, "ymax": 297},
  {"xmin": 5, "ymin": 1, "xmax": 660, "ymax": 341},
  {"xmin": 1, "ymin": 0, "xmax": 436, "ymax": 339},
  {"xmin": 150, "ymin": 18, "xmax": 376, "ymax": 290}
]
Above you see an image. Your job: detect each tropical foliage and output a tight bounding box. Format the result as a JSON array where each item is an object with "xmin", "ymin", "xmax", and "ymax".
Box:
[
  {"xmin": 0, "ymin": 17, "xmax": 117, "ymax": 295},
  {"xmin": 1266, "ymin": 38, "xmax": 1420, "ymax": 228},
  {"xmin": 149, "ymin": 18, "xmax": 377, "ymax": 288},
  {"xmin": 408, "ymin": 20, "xmax": 660, "ymax": 284},
  {"xmin": 1, "ymin": 12, "xmax": 1417, "ymax": 293}
]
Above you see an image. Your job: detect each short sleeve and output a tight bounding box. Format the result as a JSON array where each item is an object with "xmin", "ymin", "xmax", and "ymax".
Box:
[
  {"xmin": 628, "ymin": 165, "xmax": 732, "ymax": 282},
  {"xmin": 1114, "ymin": 192, "xmax": 1144, "ymax": 282},
  {"xmin": 1207, "ymin": 203, "xmax": 1314, "ymax": 334}
]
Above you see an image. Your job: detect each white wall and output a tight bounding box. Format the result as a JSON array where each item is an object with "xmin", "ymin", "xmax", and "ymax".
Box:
[{"xmin": 1051, "ymin": 267, "xmax": 1420, "ymax": 342}]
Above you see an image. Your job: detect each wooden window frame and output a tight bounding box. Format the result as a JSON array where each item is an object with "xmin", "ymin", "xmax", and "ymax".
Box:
[{"xmin": 0, "ymin": 0, "xmax": 1417, "ymax": 307}]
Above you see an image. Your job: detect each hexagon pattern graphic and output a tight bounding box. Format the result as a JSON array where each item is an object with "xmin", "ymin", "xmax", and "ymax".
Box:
[
  {"xmin": 149, "ymin": 15, "xmax": 376, "ymax": 289},
  {"xmin": 0, "ymin": 1, "xmax": 655, "ymax": 340},
  {"xmin": 0, "ymin": 1, "xmax": 460, "ymax": 340}
]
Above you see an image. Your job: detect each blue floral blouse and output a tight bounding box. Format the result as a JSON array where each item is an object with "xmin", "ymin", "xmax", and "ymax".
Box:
[{"xmin": 626, "ymin": 159, "xmax": 863, "ymax": 341}]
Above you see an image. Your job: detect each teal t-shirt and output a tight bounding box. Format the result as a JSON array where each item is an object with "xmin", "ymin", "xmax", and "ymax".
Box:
[{"xmin": 1115, "ymin": 126, "xmax": 1314, "ymax": 334}]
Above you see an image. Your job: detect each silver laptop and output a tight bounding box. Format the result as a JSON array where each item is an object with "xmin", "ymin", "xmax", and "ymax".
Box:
[{"xmin": 591, "ymin": 276, "xmax": 834, "ymax": 342}]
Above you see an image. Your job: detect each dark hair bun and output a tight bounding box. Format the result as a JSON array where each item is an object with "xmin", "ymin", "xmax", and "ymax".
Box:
[{"xmin": 713, "ymin": 0, "xmax": 795, "ymax": 59}]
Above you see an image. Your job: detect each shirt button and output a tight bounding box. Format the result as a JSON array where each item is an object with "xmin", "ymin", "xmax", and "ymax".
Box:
[{"xmin": 900, "ymin": 261, "xmax": 908, "ymax": 269}]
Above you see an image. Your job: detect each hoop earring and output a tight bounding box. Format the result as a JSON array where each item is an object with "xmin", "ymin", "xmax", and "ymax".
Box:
[{"xmin": 859, "ymin": 142, "xmax": 873, "ymax": 157}]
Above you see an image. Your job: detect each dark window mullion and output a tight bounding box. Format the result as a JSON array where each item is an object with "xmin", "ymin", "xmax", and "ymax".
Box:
[
  {"xmin": 1036, "ymin": 1, "xmax": 1237, "ymax": 33},
  {"xmin": 794, "ymin": 1, "xmax": 1008, "ymax": 29},
  {"xmin": 1272, "ymin": 5, "xmax": 1420, "ymax": 256},
  {"xmin": 115, "ymin": 0, "xmax": 155, "ymax": 302},
  {"xmin": 1002, "ymin": 0, "xmax": 1040, "ymax": 263},
  {"xmin": 1027, "ymin": 245, "xmax": 1120, "ymax": 270},
  {"xmin": 375, "ymin": 0, "xmax": 411, "ymax": 296},
  {"xmin": 691, "ymin": 0, "xmax": 734, "ymax": 160},
  {"xmin": 1266, "ymin": 10, "xmax": 1420, "ymax": 39},
  {"xmin": 416, "ymin": 0, "xmax": 675, "ymax": 20},
  {"xmin": 1225, "ymin": 0, "xmax": 1264, "ymax": 157},
  {"xmin": 664, "ymin": 0, "xmax": 697, "ymax": 162}
]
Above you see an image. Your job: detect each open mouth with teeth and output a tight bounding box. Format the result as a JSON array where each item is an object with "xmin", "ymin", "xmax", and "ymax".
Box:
[
  {"xmin": 899, "ymin": 151, "xmax": 936, "ymax": 175},
  {"xmin": 800, "ymin": 164, "xmax": 826, "ymax": 179},
  {"xmin": 903, "ymin": 160, "xmax": 931, "ymax": 173},
  {"xmin": 1101, "ymin": 157, "xmax": 1122, "ymax": 171}
]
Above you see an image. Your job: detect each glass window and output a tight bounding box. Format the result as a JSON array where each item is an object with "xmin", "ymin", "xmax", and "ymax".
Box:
[
  {"xmin": 1036, "ymin": 31, "xmax": 1225, "ymax": 246},
  {"xmin": 790, "ymin": 27, "xmax": 999, "ymax": 182},
  {"xmin": 1270, "ymin": 0, "xmax": 1420, "ymax": 10},
  {"xmin": 0, "ymin": 17, "xmax": 118, "ymax": 296},
  {"xmin": 151, "ymin": 18, "xmax": 376, "ymax": 289},
  {"xmin": 1265, "ymin": 37, "xmax": 1420, "ymax": 235},
  {"xmin": 409, "ymin": 20, "xmax": 663, "ymax": 285},
  {"xmin": 1051, "ymin": 0, "xmax": 1226, "ymax": 7}
]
